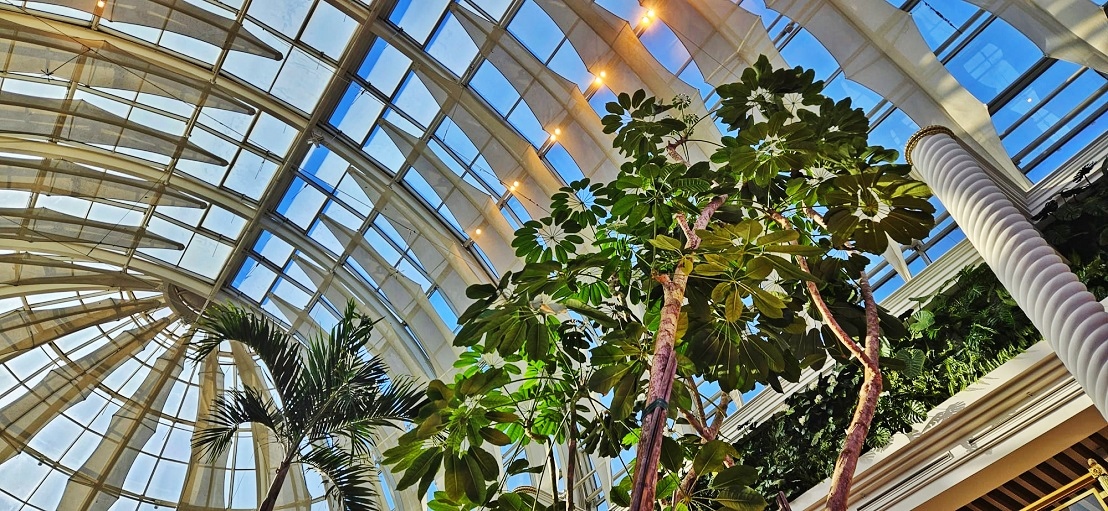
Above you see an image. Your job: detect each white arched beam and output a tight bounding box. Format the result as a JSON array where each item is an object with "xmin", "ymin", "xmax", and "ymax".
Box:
[
  {"xmin": 58, "ymin": 340, "xmax": 188, "ymax": 511},
  {"xmin": 964, "ymin": 0, "xmax": 1108, "ymax": 74},
  {"xmin": 765, "ymin": 0, "xmax": 1029, "ymax": 189},
  {"xmin": 30, "ymin": 0, "xmax": 282, "ymax": 59},
  {"xmin": 0, "ymin": 157, "xmax": 205, "ymax": 209},
  {"xmin": 0, "ymin": 296, "xmax": 163, "ymax": 363},
  {"xmin": 0, "ymin": 317, "xmax": 171, "ymax": 465},
  {"xmin": 648, "ymin": 0, "xmax": 786, "ymax": 86},
  {"xmin": 378, "ymin": 118, "xmax": 517, "ymax": 273},
  {"xmin": 452, "ymin": 3, "xmax": 623, "ymax": 184},
  {"xmin": 178, "ymin": 355, "xmax": 229, "ymax": 510},
  {"xmin": 535, "ymin": 0, "xmax": 722, "ymax": 163}
]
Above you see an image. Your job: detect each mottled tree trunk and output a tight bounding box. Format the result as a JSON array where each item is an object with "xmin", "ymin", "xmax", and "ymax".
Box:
[
  {"xmin": 629, "ymin": 272, "xmax": 688, "ymax": 511},
  {"xmin": 629, "ymin": 196, "xmax": 727, "ymax": 511},
  {"xmin": 826, "ymin": 273, "xmax": 882, "ymax": 511},
  {"xmin": 772, "ymin": 211, "xmax": 884, "ymax": 511}
]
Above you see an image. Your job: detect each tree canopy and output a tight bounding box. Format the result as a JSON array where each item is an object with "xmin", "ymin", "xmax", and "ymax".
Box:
[{"xmin": 384, "ymin": 55, "xmax": 935, "ymax": 511}]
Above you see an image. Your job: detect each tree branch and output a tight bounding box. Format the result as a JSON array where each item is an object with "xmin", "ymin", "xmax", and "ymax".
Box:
[
  {"xmin": 710, "ymin": 392, "xmax": 732, "ymax": 439},
  {"xmin": 682, "ymin": 409, "xmax": 712, "ymax": 440},
  {"xmin": 694, "ymin": 195, "xmax": 728, "ymax": 232},
  {"xmin": 685, "ymin": 375, "xmax": 707, "ymax": 428},
  {"xmin": 677, "ymin": 213, "xmax": 698, "ymax": 248},
  {"xmin": 768, "ymin": 211, "xmax": 876, "ymax": 371}
]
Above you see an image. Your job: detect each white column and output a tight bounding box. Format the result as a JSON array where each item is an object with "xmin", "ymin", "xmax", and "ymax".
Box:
[{"xmin": 906, "ymin": 126, "xmax": 1108, "ymax": 419}]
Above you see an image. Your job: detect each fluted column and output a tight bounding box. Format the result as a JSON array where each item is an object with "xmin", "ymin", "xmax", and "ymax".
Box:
[{"xmin": 906, "ymin": 126, "xmax": 1108, "ymax": 419}]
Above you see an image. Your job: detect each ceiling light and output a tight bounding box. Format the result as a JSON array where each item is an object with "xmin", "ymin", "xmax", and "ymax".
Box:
[{"xmin": 96, "ymin": 0, "xmax": 105, "ymax": 7}]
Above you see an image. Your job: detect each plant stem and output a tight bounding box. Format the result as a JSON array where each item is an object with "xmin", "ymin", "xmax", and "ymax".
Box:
[
  {"xmin": 566, "ymin": 405, "xmax": 577, "ymax": 511},
  {"xmin": 548, "ymin": 440, "xmax": 560, "ymax": 511},
  {"xmin": 826, "ymin": 272, "xmax": 883, "ymax": 511}
]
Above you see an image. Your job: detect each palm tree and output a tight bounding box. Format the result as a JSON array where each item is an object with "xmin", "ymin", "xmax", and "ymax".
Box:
[{"xmin": 189, "ymin": 300, "xmax": 426, "ymax": 511}]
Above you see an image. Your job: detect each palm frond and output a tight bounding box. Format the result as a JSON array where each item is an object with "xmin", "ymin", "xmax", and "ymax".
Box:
[
  {"xmin": 194, "ymin": 302, "xmax": 303, "ymax": 406},
  {"xmin": 301, "ymin": 445, "xmax": 381, "ymax": 511},
  {"xmin": 302, "ymin": 305, "xmax": 384, "ymax": 398},
  {"xmin": 310, "ymin": 418, "xmax": 380, "ymax": 457},
  {"xmin": 193, "ymin": 385, "xmax": 285, "ymax": 462},
  {"xmin": 354, "ymin": 374, "xmax": 427, "ymax": 424},
  {"xmin": 330, "ymin": 300, "xmax": 380, "ymax": 353},
  {"xmin": 309, "ymin": 374, "xmax": 425, "ymax": 447}
]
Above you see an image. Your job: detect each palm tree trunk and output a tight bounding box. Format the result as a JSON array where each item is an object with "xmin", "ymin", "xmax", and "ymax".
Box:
[{"xmin": 259, "ymin": 452, "xmax": 295, "ymax": 511}]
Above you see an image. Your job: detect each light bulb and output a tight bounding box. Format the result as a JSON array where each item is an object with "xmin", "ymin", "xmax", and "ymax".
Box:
[
  {"xmin": 475, "ymin": 228, "xmax": 482, "ymax": 235},
  {"xmin": 96, "ymin": 0, "xmax": 105, "ymax": 7}
]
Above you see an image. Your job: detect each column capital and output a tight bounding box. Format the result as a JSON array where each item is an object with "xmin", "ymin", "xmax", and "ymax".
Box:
[{"xmin": 904, "ymin": 125, "xmax": 954, "ymax": 165}]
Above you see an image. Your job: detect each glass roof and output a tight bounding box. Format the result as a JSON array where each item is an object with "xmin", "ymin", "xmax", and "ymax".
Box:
[{"xmin": 0, "ymin": 0, "xmax": 1106, "ymax": 509}]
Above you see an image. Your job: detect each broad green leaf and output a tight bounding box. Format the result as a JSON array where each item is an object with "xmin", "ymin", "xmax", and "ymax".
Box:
[
  {"xmin": 506, "ymin": 458, "xmax": 531, "ymax": 475},
  {"xmin": 725, "ymin": 292, "xmax": 745, "ymax": 322},
  {"xmin": 479, "ymin": 427, "xmax": 512, "ymax": 446},
  {"xmin": 589, "ymin": 363, "xmax": 633, "ymax": 393},
  {"xmin": 660, "ymin": 436, "xmax": 684, "ymax": 472},
  {"xmin": 443, "ymin": 455, "xmax": 468, "ymax": 501},
  {"xmin": 756, "ymin": 230, "xmax": 799, "ymax": 245},
  {"xmin": 470, "ymin": 446, "xmax": 500, "ymax": 482},
  {"xmin": 484, "ymin": 411, "xmax": 519, "ymax": 423},
  {"xmin": 416, "ymin": 412, "xmax": 444, "ymax": 438},
  {"xmin": 712, "ymin": 464, "xmax": 759, "ymax": 489},
  {"xmin": 418, "ymin": 456, "xmax": 440, "ymax": 498},
  {"xmin": 427, "ymin": 379, "xmax": 454, "ymax": 402},
  {"xmin": 649, "ymin": 234, "xmax": 685, "ymax": 251},
  {"xmin": 692, "ymin": 439, "xmax": 737, "ymax": 474},
  {"xmin": 463, "ymin": 454, "xmax": 488, "ymax": 502},
  {"xmin": 611, "ymin": 368, "xmax": 641, "ymax": 419},
  {"xmin": 396, "ymin": 449, "xmax": 442, "ymax": 492},
  {"xmin": 716, "ymin": 486, "xmax": 768, "ymax": 511}
]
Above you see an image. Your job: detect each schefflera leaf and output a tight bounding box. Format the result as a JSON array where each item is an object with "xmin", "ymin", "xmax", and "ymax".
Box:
[{"xmin": 823, "ymin": 165, "xmax": 935, "ymax": 253}]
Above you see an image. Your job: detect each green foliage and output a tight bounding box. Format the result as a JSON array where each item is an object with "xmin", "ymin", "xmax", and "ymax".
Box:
[
  {"xmin": 190, "ymin": 301, "xmax": 426, "ymax": 511},
  {"xmin": 385, "ymin": 55, "xmax": 935, "ymax": 511},
  {"xmin": 1040, "ymin": 176, "xmax": 1108, "ymax": 298},
  {"xmin": 731, "ymin": 197, "xmax": 1108, "ymax": 507}
]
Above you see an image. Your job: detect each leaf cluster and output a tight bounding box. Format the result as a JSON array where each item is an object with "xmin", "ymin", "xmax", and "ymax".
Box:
[{"xmin": 385, "ymin": 54, "xmax": 938, "ymax": 511}]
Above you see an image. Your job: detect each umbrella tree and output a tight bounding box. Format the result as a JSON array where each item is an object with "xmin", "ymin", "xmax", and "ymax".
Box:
[{"xmin": 385, "ymin": 56, "xmax": 934, "ymax": 511}]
